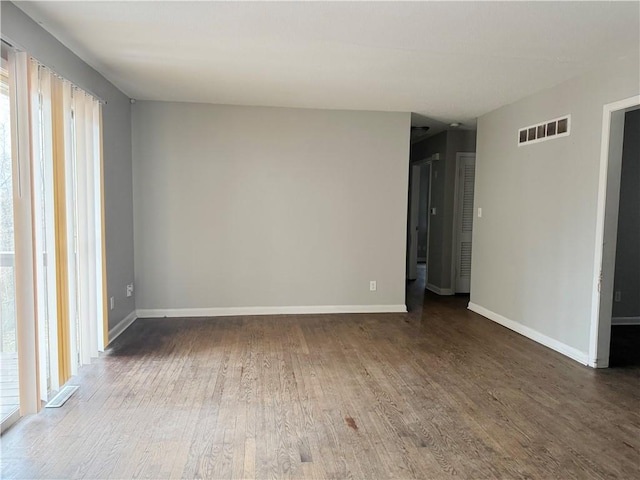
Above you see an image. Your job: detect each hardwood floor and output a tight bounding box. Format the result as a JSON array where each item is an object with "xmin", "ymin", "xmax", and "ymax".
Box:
[
  {"xmin": 1, "ymin": 271, "xmax": 639, "ymax": 479},
  {"xmin": 0, "ymin": 353, "xmax": 19, "ymax": 423}
]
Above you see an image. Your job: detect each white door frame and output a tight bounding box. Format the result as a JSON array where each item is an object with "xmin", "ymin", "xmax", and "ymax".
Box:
[
  {"xmin": 451, "ymin": 152, "xmax": 476, "ymax": 293},
  {"xmin": 589, "ymin": 94, "xmax": 640, "ymax": 368}
]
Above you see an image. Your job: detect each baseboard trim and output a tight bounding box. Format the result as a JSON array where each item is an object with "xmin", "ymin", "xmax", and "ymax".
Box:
[
  {"xmin": 107, "ymin": 310, "xmax": 137, "ymax": 345},
  {"xmin": 136, "ymin": 304, "xmax": 407, "ymax": 319},
  {"xmin": 612, "ymin": 316, "xmax": 640, "ymax": 325},
  {"xmin": 467, "ymin": 302, "xmax": 589, "ymax": 366},
  {"xmin": 0, "ymin": 407, "xmax": 20, "ymax": 434},
  {"xmin": 426, "ymin": 283, "xmax": 455, "ymax": 296}
]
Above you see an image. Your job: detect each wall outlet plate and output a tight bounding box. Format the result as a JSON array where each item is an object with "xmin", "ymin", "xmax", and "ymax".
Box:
[
  {"xmin": 126, "ymin": 284, "xmax": 134, "ymax": 297},
  {"xmin": 369, "ymin": 281, "xmax": 377, "ymax": 291}
]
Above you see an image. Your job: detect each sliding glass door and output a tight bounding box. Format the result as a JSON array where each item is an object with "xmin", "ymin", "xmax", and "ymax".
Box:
[
  {"xmin": 0, "ymin": 44, "xmax": 107, "ymax": 429},
  {"xmin": 0, "ymin": 49, "xmax": 20, "ymax": 431}
]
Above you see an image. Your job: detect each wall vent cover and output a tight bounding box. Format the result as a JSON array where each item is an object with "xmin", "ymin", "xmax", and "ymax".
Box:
[
  {"xmin": 518, "ymin": 115, "xmax": 570, "ymax": 146},
  {"xmin": 45, "ymin": 385, "xmax": 79, "ymax": 408}
]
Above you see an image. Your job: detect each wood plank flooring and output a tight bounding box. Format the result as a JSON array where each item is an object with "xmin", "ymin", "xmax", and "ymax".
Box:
[
  {"xmin": 0, "ymin": 353, "xmax": 19, "ymax": 422},
  {"xmin": 1, "ymin": 272, "xmax": 639, "ymax": 479}
]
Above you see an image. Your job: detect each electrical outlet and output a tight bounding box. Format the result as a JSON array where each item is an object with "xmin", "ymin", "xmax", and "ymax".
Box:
[
  {"xmin": 478, "ymin": 207, "xmax": 482, "ymax": 218},
  {"xmin": 110, "ymin": 297, "xmax": 115, "ymax": 310},
  {"xmin": 430, "ymin": 207, "xmax": 437, "ymax": 215},
  {"xmin": 369, "ymin": 281, "xmax": 377, "ymax": 292},
  {"xmin": 126, "ymin": 283, "xmax": 134, "ymax": 297},
  {"xmin": 614, "ymin": 291, "xmax": 621, "ymax": 302}
]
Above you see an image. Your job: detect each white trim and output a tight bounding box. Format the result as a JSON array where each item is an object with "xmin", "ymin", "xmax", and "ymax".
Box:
[
  {"xmin": 611, "ymin": 316, "xmax": 640, "ymax": 326},
  {"xmin": 589, "ymin": 94, "xmax": 640, "ymax": 368},
  {"xmin": 468, "ymin": 302, "xmax": 589, "ymax": 366},
  {"xmin": 107, "ymin": 310, "xmax": 137, "ymax": 345},
  {"xmin": 136, "ymin": 304, "xmax": 407, "ymax": 318},
  {"xmin": 426, "ymin": 283, "xmax": 454, "ymax": 296},
  {"xmin": 0, "ymin": 408, "xmax": 20, "ymax": 434}
]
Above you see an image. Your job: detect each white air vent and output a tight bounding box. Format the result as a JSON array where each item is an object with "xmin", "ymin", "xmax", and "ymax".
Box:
[
  {"xmin": 518, "ymin": 115, "xmax": 570, "ymax": 146},
  {"xmin": 45, "ymin": 385, "xmax": 79, "ymax": 408}
]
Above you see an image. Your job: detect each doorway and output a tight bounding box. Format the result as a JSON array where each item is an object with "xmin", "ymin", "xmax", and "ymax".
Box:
[
  {"xmin": 589, "ymin": 95, "xmax": 640, "ymax": 368},
  {"xmin": 608, "ymin": 107, "xmax": 639, "ymax": 367},
  {"xmin": 407, "ymin": 154, "xmax": 437, "ymax": 282}
]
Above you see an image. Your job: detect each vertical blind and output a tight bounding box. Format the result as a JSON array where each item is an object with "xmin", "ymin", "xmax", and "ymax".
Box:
[
  {"xmin": 7, "ymin": 48, "xmax": 106, "ymax": 413},
  {"xmin": 28, "ymin": 58, "xmax": 106, "ymax": 388}
]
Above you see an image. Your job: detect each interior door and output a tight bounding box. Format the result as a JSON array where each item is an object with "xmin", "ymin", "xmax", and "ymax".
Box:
[{"xmin": 454, "ymin": 153, "xmax": 476, "ymax": 293}]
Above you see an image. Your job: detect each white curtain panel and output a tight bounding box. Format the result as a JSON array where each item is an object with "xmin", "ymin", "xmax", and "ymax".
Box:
[
  {"xmin": 8, "ymin": 50, "xmax": 39, "ymax": 414},
  {"xmin": 70, "ymin": 86, "xmax": 104, "ymax": 367}
]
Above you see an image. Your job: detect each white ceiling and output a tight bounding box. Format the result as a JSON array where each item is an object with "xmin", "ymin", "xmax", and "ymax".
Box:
[{"xmin": 15, "ymin": 1, "xmax": 640, "ymax": 131}]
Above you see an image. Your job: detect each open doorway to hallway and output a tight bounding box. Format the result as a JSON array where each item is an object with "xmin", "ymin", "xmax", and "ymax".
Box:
[
  {"xmin": 608, "ymin": 107, "xmax": 640, "ymax": 367},
  {"xmin": 406, "ymin": 155, "xmax": 435, "ymax": 313},
  {"xmin": 407, "ymin": 160, "xmax": 432, "ymax": 282},
  {"xmin": 591, "ymin": 96, "xmax": 640, "ymax": 368},
  {"xmin": 406, "ymin": 129, "xmax": 477, "ymax": 305}
]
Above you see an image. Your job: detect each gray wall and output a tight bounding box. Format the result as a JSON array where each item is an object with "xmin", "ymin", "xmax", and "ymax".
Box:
[
  {"xmin": 411, "ymin": 130, "xmax": 476, "ymax": 290},
  {"xmin": 471, "ymin": 53, "xmax": 639, "ymax": 356},
  {"xmin": 1, "ymin": 2, "xmax": 135, "ymax": 330},
  {"xmin": 417, "ymin": 166, "xmax": 430, "ymax": 261},
  {"xmin": 612, "ymin": 108, "xmax": 640, "ymax": 320},
  {"xmin": 132, "ymin": 101, "xmax": 410, "ymax": 312}
]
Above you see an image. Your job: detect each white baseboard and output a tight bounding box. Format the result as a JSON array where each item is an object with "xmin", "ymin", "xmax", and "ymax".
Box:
[
  {"xmin": 612, "ymin": 316, "xmax": 640, "ymax": 325},
  {"xmin": 0, "ymin": 407, "xmax": 20, "ymax": 434},
  {"xmin": 467, "ymin": 302, "xmax": 589, "ymax": 365},
  {"xmin": 107, "ymin": 310, "xmax": 137, "ymax": 344},
  {"xmin": 426, "ymin": 283, "xmax": 455, "ymax": 296},
  {"xmin": 136, "ymin": 304, "xmax": 407, "ymax": 319}
]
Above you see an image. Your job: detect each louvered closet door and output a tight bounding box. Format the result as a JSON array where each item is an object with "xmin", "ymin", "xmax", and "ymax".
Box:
[{"xmin": 455, "ymin": 154, "xmax": 476, "ymax": 293}]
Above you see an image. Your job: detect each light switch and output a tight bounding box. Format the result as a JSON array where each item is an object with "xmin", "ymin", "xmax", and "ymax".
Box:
[
  {"xmin": 430, "ymin": 207, "xmax": 437, "ymax": 215},
  {"xmin": 478, "ymin": 207, "xmax": 482, "ymax": 218}
]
